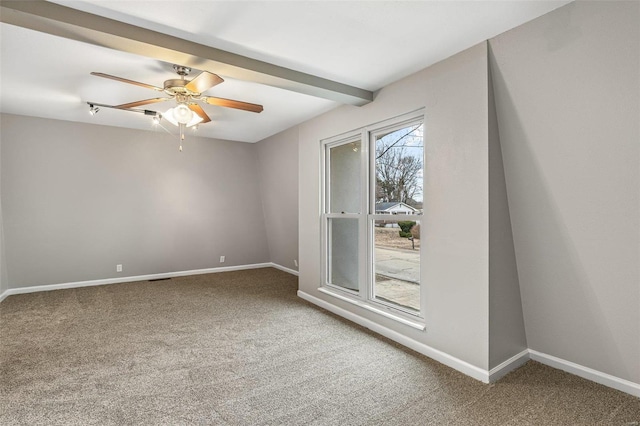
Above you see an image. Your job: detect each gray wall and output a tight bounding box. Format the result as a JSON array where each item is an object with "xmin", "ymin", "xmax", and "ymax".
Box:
[
  {"xmin": 490, "ymin": 1, "xmax": 639, "ymax": 383},
  {"xmin": 0, "ymin": 217, "xmax": 6, "ymax": 295},
  {"xmin": 1, "ymin": 114, "xmax": 270, "ymax": 288},
  {"xmin": 299, "ymin": 42, "xmax": 492, "ymax": 370},
  {"xmin": 255, "ymin": 126, "xmax": 299, "ymax": 271},
  {"xmin": 0, "ymin": 140, "xmax": 7, "ymax": 296},
  {"xmin": 488, "ymin": 65, "xmax": 528, "ymax": 369}
]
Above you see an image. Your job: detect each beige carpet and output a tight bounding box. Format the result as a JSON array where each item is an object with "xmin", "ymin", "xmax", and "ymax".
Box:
[{"xmin": 1, "ymin": 268, "xmax": 638, "ymax": 425}]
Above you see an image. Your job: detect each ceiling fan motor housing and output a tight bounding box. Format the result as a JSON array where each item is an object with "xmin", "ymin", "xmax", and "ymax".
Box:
[{"xmin": 164, "ymin": 79, "xmax": 196, "ymax": 96}]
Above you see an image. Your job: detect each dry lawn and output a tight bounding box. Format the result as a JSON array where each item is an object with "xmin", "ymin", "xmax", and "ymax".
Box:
[{"xmin": 375, "ymin": 227, "xmax": 420, "ymax": 250}]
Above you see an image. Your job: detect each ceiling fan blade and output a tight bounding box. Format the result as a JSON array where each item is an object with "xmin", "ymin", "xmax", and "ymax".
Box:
[
  {"xmin": 203, "ymin": 96, "xmax": 263, "ymax": 113},
  {"xmin": 188, "ymin": 103, "xmax": 211, "ymax": 123},
  {"xmin": 185, "ymin": 71, "xmax": 224, "ymax": 94},
  {"xmin": 113, "ymin": 98, "xmax": 170, "ymax": 109},
  {"xmin": 91, "ymin": 72, "xmax": 164, "ymax": 91}
]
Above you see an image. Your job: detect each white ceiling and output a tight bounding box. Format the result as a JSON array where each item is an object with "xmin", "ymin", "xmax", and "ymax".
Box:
[{"xmin": 0, "ymin": 1, "xmax": 571, "ymax": 143}]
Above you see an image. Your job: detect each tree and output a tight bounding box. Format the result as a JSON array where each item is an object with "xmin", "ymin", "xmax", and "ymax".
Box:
[{"xmin": 375, "ymin": 125, "xmax": 423, "ymax": 206}]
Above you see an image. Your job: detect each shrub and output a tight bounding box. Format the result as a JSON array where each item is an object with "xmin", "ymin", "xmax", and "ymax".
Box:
[
  {"xmin": 410, "ymin": 223, "xmax": 421, "ymax": 240},
  {"xmin": 398, "ymin": 221, "xmax": 416, "ymax": 238}
]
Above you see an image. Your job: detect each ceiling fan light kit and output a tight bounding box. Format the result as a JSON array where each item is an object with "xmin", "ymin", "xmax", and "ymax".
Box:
[
  {"xmin": 87, "ymin": 64, "xmax": 263, "ymax": 150},
  {"xmin": 164, "ymin": 104, "xmax": 202, "ymax": 127}
]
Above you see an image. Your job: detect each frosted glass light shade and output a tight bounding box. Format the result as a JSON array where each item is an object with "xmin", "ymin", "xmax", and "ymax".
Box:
[
  {"xmin": 173, "ymin": 103, "xmax": 192, "ymax": 124},
  {"xmin": 164, "ymin": 104, "xmax": 203, "ymax": 127}
]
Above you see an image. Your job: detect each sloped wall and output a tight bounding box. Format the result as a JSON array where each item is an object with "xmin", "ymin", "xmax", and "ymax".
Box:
[
  {"xmin": 489, "ymin": 1, "xmax": 639, "ymax": 384},
  {"xmin": 488, "ymin": 63, "xmax": 528, "ymax": 370},
  {"xmin": 0, "ymin": 141, "xmax": 6, "ymax": 297}
]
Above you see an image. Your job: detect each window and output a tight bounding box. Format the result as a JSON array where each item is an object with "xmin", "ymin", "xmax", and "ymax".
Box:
[{"xmin": 321, "ymin": 111, "xmax": 425, "ymax": 326}]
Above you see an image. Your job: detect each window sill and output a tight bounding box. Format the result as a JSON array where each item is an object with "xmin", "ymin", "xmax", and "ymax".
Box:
[{"xmin": 318, "ymin": 287, "xmax": 426, "ymax": 331}]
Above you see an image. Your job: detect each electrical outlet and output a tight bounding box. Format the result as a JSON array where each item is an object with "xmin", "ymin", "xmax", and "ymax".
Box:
[
  {"xmin": 220, "ymin": 256, "xmax": 225, "ymax": 263},
  {"xmin": 116, "ymin": 264, "xmax": 122, "ymax": 272},
  {"xmin": 294, "ymin": 259, "xmax": 298, "ymax": 267}
]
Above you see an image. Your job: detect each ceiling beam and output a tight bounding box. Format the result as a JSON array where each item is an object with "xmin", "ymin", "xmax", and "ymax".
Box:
[{"xmin": 0, "ymin": 0, "xmax": 373, "ymax": 106}]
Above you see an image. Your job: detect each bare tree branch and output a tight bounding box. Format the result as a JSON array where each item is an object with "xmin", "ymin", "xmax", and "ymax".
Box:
[
  {"xmin": 375, "ymin": 125, "xmax": 423, "ymax": 205},
  {"xmin": 375, "ymin": 124, "xmax": 422, "ymax": 160}
]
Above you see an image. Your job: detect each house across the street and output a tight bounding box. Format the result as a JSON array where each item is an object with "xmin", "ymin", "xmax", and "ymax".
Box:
[{"xmin": 375, "ymin": 202, "xmax": 419, "ymax": 215}]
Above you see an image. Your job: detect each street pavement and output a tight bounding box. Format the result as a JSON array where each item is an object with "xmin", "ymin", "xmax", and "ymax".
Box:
[{"xmin": 375, "ymin": 247, "xmax": 420, "ymax": 284}]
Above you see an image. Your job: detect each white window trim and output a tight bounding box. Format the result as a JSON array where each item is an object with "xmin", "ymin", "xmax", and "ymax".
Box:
[
  {"xmin": 320, "ymin": 109, "xmax": 427, "ymax": 329},
  {"xmin": 318, "ymin": 287, "xmax": 426, "ymax": 331}
]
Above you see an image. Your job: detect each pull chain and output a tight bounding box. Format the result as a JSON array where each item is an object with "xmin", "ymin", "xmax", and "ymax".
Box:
[{"xmin": 179, "ymin": 123, "xmax": 185, "ymax": 152}]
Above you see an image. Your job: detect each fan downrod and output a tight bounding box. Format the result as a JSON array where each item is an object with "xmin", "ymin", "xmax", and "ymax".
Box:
[{"xmin": 173, "ymin": 65, "xmax": 191, "ymax": 77}]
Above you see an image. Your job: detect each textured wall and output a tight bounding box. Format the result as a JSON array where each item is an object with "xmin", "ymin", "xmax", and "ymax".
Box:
[
  {"xmin": 255, "ymin": 126, "xmax": 300, "ymax": 271},
  {"xmin": 1, "ymin": 114, "xmax": 270, "ymax": 288},
  {"xmin": 489, "ymin": 1, "xmax": 639, "ymax": 383}
]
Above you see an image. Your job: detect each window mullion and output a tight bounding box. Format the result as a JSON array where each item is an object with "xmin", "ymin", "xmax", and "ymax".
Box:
[
  {"xmin": 359, "ymin": 128, "xmax": 369, "ymax": 303},
  {"xmin": 321, "ymin": 109, "xmax": 426, "ymax": 324},
  {"xmin": 366, "ymin": 128, "xmax": 375, "ymax": 304}
]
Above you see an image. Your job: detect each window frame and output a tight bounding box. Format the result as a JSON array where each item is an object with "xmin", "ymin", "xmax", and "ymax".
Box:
[
  {"xmin": 320, "ymin": 110, "xmax": 426, "ymax": 330},
  {"xmin": 321, "ymin": 131, "xmax": 368, "ymax": 297}
]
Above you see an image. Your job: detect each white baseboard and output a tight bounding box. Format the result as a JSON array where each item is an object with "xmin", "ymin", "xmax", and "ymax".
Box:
[
  {"xmin": 297, "ymin": 290, "xmax": 640, "ymax": 397},
  {"xmin": 488, "ymin": 349, "xmax": 530, "ymax": 382},
  {"xmin": 3, "ymin": 271, "xmax": 638, "ymax": 398},
  {"xmin": 297, "ymin": 289, "xmax": 491, "ymax": 383},
  {"xmin": 0, "ymin": 262, "xmax": 287, "ymax": 301},
  {"xmin": 270, "ymin": 263, "xmax": 299, "ymax": 276},
  {"xmin": 529, "ymin": 349, "xmax": 640, "ymax": 398}
]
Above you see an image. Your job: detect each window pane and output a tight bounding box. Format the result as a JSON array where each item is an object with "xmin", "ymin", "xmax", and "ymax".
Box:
[
  {"xmin": 373, "ymin": 219, "xmax": 420, "ymax": 311},
  {"xmin": 329, "ymin": 142, "xmax": 361, "ymax": 213},
  {"xmin": 374, "ymin": 124, "xmax": 423, "ymax": 216},
  {"xmin": 327, "ymin": 218, "xmax": 359, "ymax": 292}
]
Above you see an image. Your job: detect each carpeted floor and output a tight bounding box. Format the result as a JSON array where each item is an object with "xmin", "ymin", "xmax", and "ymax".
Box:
[{"xmin": 1, "ymin": 267, "xmax": 639, "ymax": 425}]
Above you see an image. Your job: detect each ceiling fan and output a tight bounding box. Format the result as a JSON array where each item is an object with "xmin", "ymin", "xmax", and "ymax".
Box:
[{"xmin": 88, "ymin": 64, "xmax": 263, "ymax": 128}]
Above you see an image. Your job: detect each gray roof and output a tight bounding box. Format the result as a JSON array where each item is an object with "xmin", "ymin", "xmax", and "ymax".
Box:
[{"xmin": 375, "ymin": 202, "xmax": 417, "ymax": 211}]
